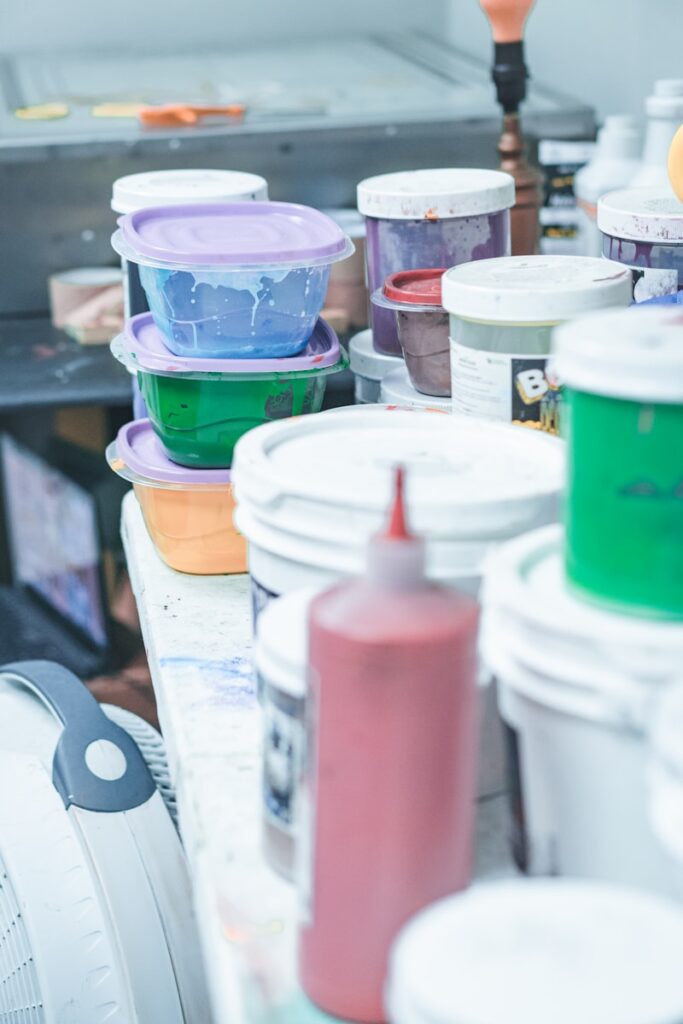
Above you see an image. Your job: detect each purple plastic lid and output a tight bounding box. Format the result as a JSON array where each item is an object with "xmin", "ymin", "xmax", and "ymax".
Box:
[
  {"xmin": 124, "ymin": 313, "xmax": 340, "ymax": 374},
  {"xmin": 116, "ymin": 419, "xmax": 230, "ymax": 485},
  {"xmin": 119, "ymin": 201, "xmax": 351, "ymax": 267}
]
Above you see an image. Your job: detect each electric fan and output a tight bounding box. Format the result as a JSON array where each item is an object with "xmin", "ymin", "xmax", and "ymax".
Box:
[{"xmin": 0, "ymin": 660, "xmax": 211, "ymax": 1023}]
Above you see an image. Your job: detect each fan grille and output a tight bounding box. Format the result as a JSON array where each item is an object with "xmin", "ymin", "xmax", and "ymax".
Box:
[
  {"xmin": 102, "ymin": 705, "xmax": 178, "ymax": 829},
  {"xmin": 0, "ymin": 852, "xmax": 44, "ymax": 1023}
]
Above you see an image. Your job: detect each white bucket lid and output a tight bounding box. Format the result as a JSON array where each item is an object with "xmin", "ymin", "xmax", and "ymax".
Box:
[
  {"xmin": 386, "ymin": 879, "xmax": 683, "ymax": 1024},
  {"xmin": 597, "ymin": 187, "xmax": 683, "ymax": 242},
  {"xmin": 111, "ymin": 168, "xmax": 268, "ymax": 214},
  {"xmin": 348, "ymin": 329, "xmax": 403, "ymax": 382},
  {"xmin": 254, "ymin": 588, "xmax": 319, "ymax": 701},
  {"xmin": 552, "ymin": 305, "xmax": 683, "ymax": 402},
  {"xmin": 356, "ymin": 168, "xmax": 515, "ymax": 221},
  {"xmin": 481, "ymin": 525, "xmax": 683, "ymax": 728},
  {"xmin": 442, "ymin": 255, "xmax": 632, "ymax": 323},
  {"xmin": 380, "ymin": 367, "xmax": 452, "ymax": 412},
  {"xmin": 232, "ymin": 407, "xmax": 564, "ymax": 583}
]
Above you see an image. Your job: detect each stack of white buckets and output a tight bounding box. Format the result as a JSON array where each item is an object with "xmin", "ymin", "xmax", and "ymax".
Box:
[{"xmin": 231, "ymin": 168, "xmax": 683, "ymax": 1021}]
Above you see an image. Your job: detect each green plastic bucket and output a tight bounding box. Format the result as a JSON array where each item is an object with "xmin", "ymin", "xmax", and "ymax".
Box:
[
  {"xmin": 112, "ymin": 314, "xmax": 347, "ymax": 468},
  {"xmin": 553, "ymin": 305, "xmax": 683, "ymax": 619}
]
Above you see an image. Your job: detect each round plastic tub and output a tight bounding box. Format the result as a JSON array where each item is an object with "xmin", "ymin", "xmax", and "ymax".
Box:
[
  {"xmin": 443, "ymin": 255, "xmax": 632, "ymax": 431},
  {"xmin": 598, "ymin": 187, "xmax": 683, "ymax": 301},
  {"xmin": 254, "ymin": 588, "xmax": 317, "ymax": 880},
  {"xmin": 553, "ymin": 305, "xmax": 683, "ymax": 617},
  {"xmin": 112, "ymin": 313, "xmax": 346, "ymax": 469},
  {"xmin": 481, "ymin": 524, "xmax": 683, "ymax": 895},
  {"xmin": 386, "ymin": 880, "xmax": 683, "ymax": 1024},
  {"xmin": 107, "ymin": 419, "xmax": 246, "ymax": 575},
  {"xmin": 372, "ymin": 269, "xmax": 450, "ymax": 396},
  {"xmin": 650, "ymin": 681, "xmax": 683, "ymax": 871},
  {"xmin": 380, "ymin": 366, "xmax": 451, "ymax": 412},
  {"xmin": 112, "ymin": 201, "xmax": 353, "ymax": 359},
  {"xmin": 348, "ymin": 329, "xmax": 402, "ymax": 403},
  {"xmin": 234, "ymin": 406, "xmax": 563, "ymax": 800},
  {"xmin": 232, "ymin": 405, "xmax": 563, "ymax": 609},
  {"xmin": 357, "ymin": 169, "xmax": 514, "ymax": 356},
  {"xmin": 111, "ymin": 168, "xmax": 268, "ymax": 320}
]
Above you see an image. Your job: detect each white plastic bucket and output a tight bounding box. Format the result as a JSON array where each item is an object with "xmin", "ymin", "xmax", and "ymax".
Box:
[
  {"xmin": 232, "ymin": 406, "xmax": 564, "ymax": 611},
  {"xmin": 386, "ymin": 879, "xmax": 683, "ymax": 1024},
  {"xmin": 380, "ymin": 366, "xmax": 452, "ymax": 412},
  {"xmin": 650, "ymin": 680, "xmax": 683, "ymax": 871},
  {"xmin": 233, "ymin": 406, "xmax": 564, "ymax": 799},
  {"xmin": 349, "ymin": 329, "xmax": 403, "ymax": 404},
  {"xmin": 481, "ymin": 524, "xmax": 683, "ymax": 897}
]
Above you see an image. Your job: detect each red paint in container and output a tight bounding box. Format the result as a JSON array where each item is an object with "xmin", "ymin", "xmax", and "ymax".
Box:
[{"xmin": 299, "ymin": 467, "xmax": 479, "ymax": 1023}]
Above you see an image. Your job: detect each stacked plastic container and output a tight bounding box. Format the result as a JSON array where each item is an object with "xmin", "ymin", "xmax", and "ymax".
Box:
[
  {"xmin": 352, "ymin": 168, "xmax": 515, "ymax": 408},
  {"xmin": 479, "ymin": 304, "xmax": 683, "ymax": 897},
  {"xmin": 107, "ymin": 186, "xmax": 353, "ymax": 573}
]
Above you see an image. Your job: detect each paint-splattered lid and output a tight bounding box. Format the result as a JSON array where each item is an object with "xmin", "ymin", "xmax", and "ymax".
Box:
[
  {"xmin": 116, "ymin": 201, "xmax": 354, "ymax": 268},
  {"xmin": 597, "ymin": 187, "xmax": 683, "ymax": 242},
  {"xmin": 357, "ymin": 168, "xmax": 515, "ymax": 220},
  {"xmin": 442, "ymin": 255, "xmax": 632, "ymax": 322},
  {"xmin": 111, "ymin": 419, "xmax": 230, "ymax": 486}
]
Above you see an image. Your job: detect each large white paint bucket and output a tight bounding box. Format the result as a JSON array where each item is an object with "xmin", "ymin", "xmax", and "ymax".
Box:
[{"xmin": 481, "ymin": 524, "xmax": 683, "ymax": 897}]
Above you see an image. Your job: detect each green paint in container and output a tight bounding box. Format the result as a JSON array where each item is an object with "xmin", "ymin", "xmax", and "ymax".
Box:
[
  {"xmin": 111, "ymin": 314, "xmax": 347, "ymax": 468},
  {"xmin": 553, "ymin": 305, "xmax": 683, "ymax": 618}
]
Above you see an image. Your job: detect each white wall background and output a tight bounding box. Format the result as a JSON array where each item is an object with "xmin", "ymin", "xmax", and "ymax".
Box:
[
  {"xmin": 0, "ymin": 0, "xmax": 445, "ymax": 53},
  {"xmin": 447, "ymin": 0, "xmax": 683, "ymax": 122}
]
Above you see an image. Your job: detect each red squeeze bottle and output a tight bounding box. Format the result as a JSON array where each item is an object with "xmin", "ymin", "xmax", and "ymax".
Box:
[{"xmin": 298, "ymin": 466, "xmax": 479, "ymax": 1023}]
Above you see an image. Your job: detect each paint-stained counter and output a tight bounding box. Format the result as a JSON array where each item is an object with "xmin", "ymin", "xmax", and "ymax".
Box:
[{"xmin": 121, "ymin": 489, "xmax": 514, "ymax": 1024}]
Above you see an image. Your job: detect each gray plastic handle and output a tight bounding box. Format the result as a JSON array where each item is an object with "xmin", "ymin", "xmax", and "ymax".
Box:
[{"xmin": 1, "ymin": 660, "xmax": 156, "ymax": 813}]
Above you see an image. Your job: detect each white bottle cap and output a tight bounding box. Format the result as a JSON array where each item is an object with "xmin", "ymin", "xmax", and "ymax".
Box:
[{"xmin": 597, "ymin": 115, "xmax": 641, "ymax": 160}]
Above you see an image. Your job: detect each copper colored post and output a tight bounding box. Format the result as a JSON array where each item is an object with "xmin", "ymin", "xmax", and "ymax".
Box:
[{"xmin": 499, "ymin": 112, "xmax": 542, "ymax": 255}]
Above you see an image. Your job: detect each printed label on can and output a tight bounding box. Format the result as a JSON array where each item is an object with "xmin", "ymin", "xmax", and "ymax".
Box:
[
  {"xmin": 451, "ymin": 343, "xmax": 561, "ymax": 434},
  {"xmin": 263, "ymin": 702, "xmax": 303, "ymax": 834},
  {"xmin": 624, "ymin": 265, "xmax": 678, "ymax": 303}
]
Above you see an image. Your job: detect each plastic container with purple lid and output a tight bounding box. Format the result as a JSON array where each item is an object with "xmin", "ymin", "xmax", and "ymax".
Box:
[
  {"xmin": 357, "ymin": 169, "xmax": 514, "ymax": 356},
  {"xmin": 112, "ymin": 201, "xmax": 354, "ymax": 360},
  {"xmin": 107, "ymin": 419, "xmax": 247, "ymax": 575},
  {"xmin": 111, "ymin": 313, "xmax": 347, "ymax": 468},
  {"xmin": 598, "ymin": 188, "xmax": 683, "ymax": 302},
  {"xmin": 372, "ymin": 269, "xmax": 450, "ymax": 397}
]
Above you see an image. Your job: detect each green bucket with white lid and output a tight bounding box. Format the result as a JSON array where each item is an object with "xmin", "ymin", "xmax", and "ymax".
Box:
[
  {"xmin": 442, "ymin": 254, "xmax": 632, "ymax": 433},
  {"xmin": 553, "ymin": 304, "xmax": 683, "ymax": 618}
]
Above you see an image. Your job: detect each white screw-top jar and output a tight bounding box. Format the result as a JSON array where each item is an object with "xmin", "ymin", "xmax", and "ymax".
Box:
[
  {"xmin": 443, "ymin": 254, "xmax": 631, "ymax": 432},
  {"xmin": 387, "ymin": 880, "xmax": 683, "ymax": 1024}
]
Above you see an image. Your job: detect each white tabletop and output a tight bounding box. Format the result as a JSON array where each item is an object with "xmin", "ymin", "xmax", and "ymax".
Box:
[{"xmin": 121, "ymin": 490, "xmax": 514, "ymax": 1024}]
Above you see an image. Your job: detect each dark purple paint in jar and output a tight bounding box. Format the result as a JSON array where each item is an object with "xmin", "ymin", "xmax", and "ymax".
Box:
[{"xmin": 357, "ymin": 170, "xmax": 515, "ymax": 355}]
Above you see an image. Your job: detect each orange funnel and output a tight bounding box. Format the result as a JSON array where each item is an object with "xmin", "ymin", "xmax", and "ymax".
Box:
[{"xmin": 479, "ymin": 0, "xmax": 536, "ymax": 43}]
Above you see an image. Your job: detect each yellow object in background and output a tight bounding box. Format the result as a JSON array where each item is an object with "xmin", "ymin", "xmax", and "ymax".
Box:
[
  {"xmin": 668, "ymin": 124, "xmax": 683, "ymax": 203},
  {"xmin": 92, "ymin": 103, "xmax": 145, "ymax": 118},
  {"xmin": 15, "ymin": 102, "xmax": 69, "ymax": 120}
]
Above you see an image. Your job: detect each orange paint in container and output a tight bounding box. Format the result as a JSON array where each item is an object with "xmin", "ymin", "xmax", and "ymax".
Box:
[{"xmin": 108, "ymin": 419, "xmax": 246, "ymax": 575}]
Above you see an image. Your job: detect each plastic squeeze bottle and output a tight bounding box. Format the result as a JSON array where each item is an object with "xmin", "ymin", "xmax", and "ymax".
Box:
[
  {"xmin": 298, "ymin": 467, "xmax": 479, "ymax": 1023},
  {"xmin": 631, "ymin": 79, "xmax": 683, "ymax": 189}
]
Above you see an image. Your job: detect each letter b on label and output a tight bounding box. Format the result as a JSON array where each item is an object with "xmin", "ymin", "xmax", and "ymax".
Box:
[{"xmin": 516, "ymin": 368, "xmax": 548, "ymax": 403}]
